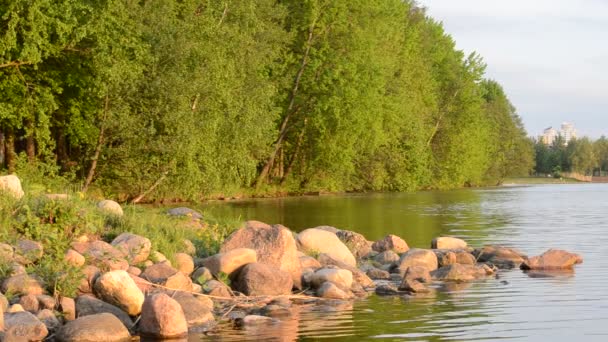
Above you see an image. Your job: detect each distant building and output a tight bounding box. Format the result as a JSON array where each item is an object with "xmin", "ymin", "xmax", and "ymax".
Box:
[
  {"xmin": 560, "ymin": 122, "xmax": 576, "ymax": 145},
  {"xmin": 541, "ymin": 127, "xmax": 558, "ymax": 145}
]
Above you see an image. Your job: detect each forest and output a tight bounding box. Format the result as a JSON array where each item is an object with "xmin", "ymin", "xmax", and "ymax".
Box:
[
  {"xmin": 0, "ymin": 0, "xmax": 534, "ymax": 201},
  {"xmin": 534, "ymin": 136, "xmax": 608, "ymax": 177}
]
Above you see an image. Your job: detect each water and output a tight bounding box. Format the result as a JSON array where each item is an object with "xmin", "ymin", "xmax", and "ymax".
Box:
[{"xmin": 197, "ymin": 184, "xmax": 608, "ymax": 341}]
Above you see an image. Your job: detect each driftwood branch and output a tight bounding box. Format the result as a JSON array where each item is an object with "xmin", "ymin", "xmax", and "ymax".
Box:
[
  {"xmin": 82, "ymin": 96, "xmax": 109, "ymax": 193},
  {"xmin": 130, "ymin": 171, "xmax": 169, "ymax": 204}
]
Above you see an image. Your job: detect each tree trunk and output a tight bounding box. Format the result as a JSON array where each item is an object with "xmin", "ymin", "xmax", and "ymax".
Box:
[
  {"xmin": 280, "ymin": 122, "xmax": 307, "ymax": 185},
  {"xmin": 0, "ymin": 132, "xmax": 5, "ymax": 167},
  {"xmin": 255, "ymin": 23, "xmax": 316, "ymax": 187},
  {"xmin": 25, "ymin": 120, "xmax": 35, "ymax": 162},
  {"xmin": 5, "ymin": 131, "xmax": 16, "ymax": 173},
  {"xmin": 82, "ymin": 96, "xmax": 109, "ymax": 193}
]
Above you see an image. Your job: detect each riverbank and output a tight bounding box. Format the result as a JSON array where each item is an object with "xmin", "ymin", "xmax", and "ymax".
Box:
[
  {"xmin": 1, "ymin": 175, "xmax": 585, "ymax": 340},
  {"xmin": 502, "ymin": 176, "xmax": 583, "ymax": 185}
]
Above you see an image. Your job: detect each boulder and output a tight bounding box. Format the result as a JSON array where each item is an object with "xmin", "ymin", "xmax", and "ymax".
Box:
[
  {"xmin": 233, "ymin": 262, "xmax": 293, "ymax": 296},
  {"xmin": 475, "ymin": 245, "xmax": 526, "ymax": 269},
  {"xmin": 436, "ymin": 250, "xmax": 476, "ymax": 267},
  {"xmin": 97, "ymin": 199, "xmax": 124, "ymax": 216},
  {"xmin": 521, "ymin": 249, "xmax": 583, "ymax": 270},
  {"xmin": 313, "ymin": 225, "xmax": 340, "ymax": 234},
  {"xmin": 13, "ymin": 239, "xmax": 43, "ymax": 265},
  {"xmin": 76, "ymin": 295, "xmax": 133, "ymax": 330},
  {"xmin": 172, "ymin": 292, "xmax": 215, "ymax": 327},
  {"xmin": 0, "ymin": 174, "xmax": 24, "ymax": 199},
  {"xmin": 8, "ymin": 304, "xmax": 24, "ymax": 313},
  {"xmin": 335, "ymin": 230, "xmax": 373, "ymax": 259},
  {"xmin": 310, "ymin": 268, "xmax": 353, "ymax": 289},
  {"xmin": 60, "ymin": 297, "xmax": 76, "ymax": 321},
  {"xmin": 366, "ymin": 268, "xmax": 390, "ymax": 280},
  {"xmin": 111, "ymin": 233, "xmax": 151, "ymax": 265},
  {"xmin": 431, "ymin": 236, "xmax": 468, "ymax": 250},
  {"xmin": 237, "ymin": 315, "xmax": 277, "ymax": 326},
  {"xmin": 396, "ymin": 248, "xmax": 438, "ymax": 274},
  {"xmin": 202, "ymin": 248, "xmax": 257, "ymax": 278},
  {"xmin": 164, "ymin": 271, "xmax": 194, "ymax": 291},
  {"xmin": 36, "ymin": 309, "xmax": 61, "ymax": 333},
  {"xmin": 174, "ymin": 253, "xmax": 195, "ymax": 275},
  {"xmin": 78, "ymin": 265, "xmax": 101, "ymax": 294},
  {"xmin": 375, "ymin": 283, "xmax": 400, "ymax": 296},
  {"xmin": 3, "ymin": 311, "xmax": 48, "ymax": 341},
  {"xmin": 127, "ymin": 266, "xmax": 142, "ymax": 276},
  {"xmin": 399, "ymin": 266, "xmax": 431, "ymax": 293},
  {"xmin": 299, "ymin": 255, "xmax": 322, "ymax": 270},
  {"xmin": 2, "ymin": 274, "xmax": 45, "ymax": 296},
  {"xmin": 316, "ymin": 282, "xmax": 353, "ymax": 300},
  {"xmin": 94, "ymin": 270, "xmax": 144, "ymax": 315},
  {"xmin": 56, "ymin": 313, "xmax": 131, "ymax": 342},
  {"xmin": 141, "ymin": 262, "xmax": 178, "ymax": 283},
  {"xmin": 192, "ymin": 267, "xmax": 213, "ymax": 285},
  {"xmin": 372, "ymin": 234, "xmax": 409, "ymax": 254},
  {"xmin": 317, "ymin": 254, "xmax": 374, "ymax": 288},
  {"xmin": 139, "ymin": 293, "xmax": 188, "ymax": 339},
  {"xmin": 297, "ymin": 228, "xmax": 357, "ymax": 267},
  {"xmin": 36, "ymin": 295, "xmax": 56, "ymax": 310},
  {"xmin": 220, "ymin": 221, "xmax": 302, "ymax": 288},
  {"xmin": 19, "ymin": 294, "xmax": 40, "ymax": 313},
  {"xmin": 203, "ymin": 280, "xmax": 232, "ymax": 298},
  {"xmin": 431, "ymin": 264, "xmax": 495, "ymax": 281},
  {"xmin": 64, "ymin": 249, "xmax": 86, "ymax": 267},
  {"xmin": 374, "ymin": 250, "xmax": 400, "ymax": 265},
  {"xmin": 81, "ymin": 240, "xmax": 129, "ymax": 271},
  {"xmin": 167, "ymin": 207, "xmax": 203, "ymax": 219}
]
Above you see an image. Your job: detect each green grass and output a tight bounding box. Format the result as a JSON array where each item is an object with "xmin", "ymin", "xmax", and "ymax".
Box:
[{"xmin": 502, "ymin": 177, "xmax": 583, "ymax": 185}]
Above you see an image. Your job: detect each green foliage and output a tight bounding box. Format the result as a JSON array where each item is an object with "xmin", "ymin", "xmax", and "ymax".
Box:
[{"xmin": 1, "ymin": 0, "xmax": 535, "ymax": 197}]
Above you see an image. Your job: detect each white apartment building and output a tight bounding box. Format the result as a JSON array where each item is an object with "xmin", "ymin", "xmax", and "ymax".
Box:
[
  {"xmin": 541, "ymin": 127, "xmax": 558, "ymax": 145},
  {"xmin": 560, "ymin": 122, "xmax": 576, "ymax": 145},
  {"xmin": 540, "ymin": 122, "xmax": 577, "ymax": 146}
]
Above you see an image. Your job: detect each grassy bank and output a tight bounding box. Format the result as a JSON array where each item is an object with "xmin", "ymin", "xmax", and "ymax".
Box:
[{"xmin": 502, "ymin": 176, "xmax": 583, "ymax": 185}]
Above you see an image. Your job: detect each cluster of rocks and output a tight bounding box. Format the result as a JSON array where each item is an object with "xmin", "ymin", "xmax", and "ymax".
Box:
[{"xmin": 0, "ymin": 174, "xmax": 585, "ymax": 341}]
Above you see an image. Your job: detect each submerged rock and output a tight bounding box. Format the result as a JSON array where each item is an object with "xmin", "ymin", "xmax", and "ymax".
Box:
[
  {"xmin": 431, "ymin": 263, "xmax": 495, "ymax": 281},
  {"xmin": 233, "ymin": 262, "xmax": 293, "ymax": 296},
  {"xmin": 310, "ymin": 268, "xmax": 353, "ymax": 290},
  {"xmin": 475, "ymin": 245, "xmax": 526, "ymax": 269},
  {"xmin": 139, "ymin": 293, "xmax": 188, "ymax": 339},
  {"xmin": 431, "ymin": 236, "xmax": 468, "ymax": 250},
  {"xmin": 317, "ymin": 281, "xmax": 353, "ymax": 299}
]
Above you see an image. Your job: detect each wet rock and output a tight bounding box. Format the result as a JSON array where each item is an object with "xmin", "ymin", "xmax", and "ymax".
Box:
[
  {"xmin": 261, "ymin": 304, "xmax": 292, "ymax": 318},
  {"xmin": 431, "ymin": 263, "xmax": 494, "ymax": 281},
  {"xmin": 202, "ymin": 248, "xmax": 257, "ymax": 277},
  {"xmin": 172, "ymin": 292, "xmax": 215, "ymax": 327},
  {"xmin": 174, "ymin": 252, "xmax": 195, "ymax": 275},
  {"xmin": 318, "ymin": 253, "xmax": 374, "ymax": 288},
  {"xmin": 111, "ymin": 233, "xmax": 152, "ymax": 265},
  {"xmin": 14, "ymin": 239, "xmax": 43, "ymax": 265},
  {"xmin": 372, "ymin": 234, "xmax": 409, "ymax": 254},
  {"xmin": 436, "ymin": 250, "xmax": 477, "ymax": 267},
  {"xmin": 2, "ymin": 274, "xmax": 45, "ymax": 296},
  {"xmin": 97, "ymin": 199, "xmax": 124, "ymax": 216},
  {"xmin": 234, "ymin": 262, "xmax": 293, "ymax": 296},
  {"xmin": 297, "ymin": 228, "xmax": 357, "ymax": 267},
  {"xmin": 94, "ymin": 270, "xmax": 144, "ymax": 315},
  {"xmin": 3, "ymin": 311, "xmax": 48, "ymax": 341},
  {"xmin": 396, "ymin": 248, "xmax": 438, "ymax": 274},
  {"xmin": 64, "ymin": 249, "xmax": 86, "ymax": 267},
  {"xmin": 431, "ymin": 236, "xmax": 468, "ymax": 250},
  {"xmin": 375, "ymin": 283, "xmax": 400, "ymax": 296},
  {"xmin": 60, "ymin": 297, "xmax": 76, "ymax": 321},
  {"xmin": 399, "ymin": 266, "xmax": 431, "ymax": 293},
  {"xmin": 299, "ymin": 255, "xmax": 322, "ymax": 270},
  {"xmin": 203, "ymin": 280, "xmax": 232, "ymax": 298},
  {"xmin": 56, "ymin": 313, "xmax": 131, "ymax": 342},
  {"xmin": 317, "ymin": 282, "xmax": 353, "ymax": 299},
  {"xmin": 139, "ymin": 293, "xmax": 188, "ymax": 339},
  {"xmin": 0, "ymin": 174, "xmax": 24, "ymax": 198},
  {"xmin": 36, "ymin": 309, "xmax": 61, "ymax": 333},
  {"xmin": 475, "ymin": 245, "xmax": 526, "ymax": 269},
  {"xmin": 221, "ymin": 221, "xmax": 302, "ymax": 288},
  {"xmin": 374, "ymin": 250, "xmax": 400, "ymax": 265},
  {"xmin": 366, "ymin": 268, "xmax": 390, "ymax": 280},
  {"xmin": 19, "ymin": 294, "xmax": 40, "ymax": 313},
  {"xmin": 75, "ymin": 295, "xmax": 133, "ymax": 330},
  {"xmin": 521, "ymin": 249, "xmax": 583, "ymax": 270},
  {"xmin": 335, "ymin": 230, "xmax": 373, "ymax": 259},
  {"xmin": 236, "ymin": 315, "xmax": 277, "ymax": 327},
  {"xmin": 167, "ymin": 207, "xmax": 203, "ymax": 219},
  {"xmin": 310, "ymin": 268, "xmax": 353, "ymax": 289}
]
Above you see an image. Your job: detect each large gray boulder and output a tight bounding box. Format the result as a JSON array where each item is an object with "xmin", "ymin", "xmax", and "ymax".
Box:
[
  {"xmin": 167, "ymin": 207, "xmax": 203, "ymax": 219},
  {"xmin": 233, "ymin": 262, "xmax": 293, "ymax": 296},
  {"xmin": 75, "ymin": 295, "xmax": 134, "ymax": 330},
  {"xmin": 111, "ymin": 233, "xmax": 151, "ymax": 265},
  {"xmin": 56, "ymin": 313, "xmax": 131, "ymax": 342},
  {"xmin": 297, "ymin": 228, "xmax": 357, "ymax": 267},
  {"xmin": 14, "ymin": 239, "xmax": 43, "ymax": 264},
  {"xmin": 3, "ymin": 311, "xmax": 48, "ymax": 341},
  {"xmin": 335, "ymin": 230, "xmax": 373, "ymax": 259},
  {"xmin": 139, "ymin": 293, "xmax": 188, "ymax": 339},
  {"xmin": 475, "ymin": 245, "xmax": 527, "ymax": 269},
  {"xmin": 220, "ymin": 221, "xmax": 302, "ymax": 288},
  {"xmin": 97, "ymin": 200, "xmax": 124, "ymax": 217},
  {"xmin": 77, "ymin": 240, "xmax": 129, "ymax": 271},
  {"xmin": 2, "ymin": 274, "xmax": 45, "ymax": 296},
  {"xmin": 94, "ymin": 270, "xmax": 144, "ymax": 316},
  {"xmin": 0, "ymin": 174, "xmax": 24, "ymax": 199},
  {"xmin": 172, "ymin": 292, "xmax": 215, "ymax": 327}
]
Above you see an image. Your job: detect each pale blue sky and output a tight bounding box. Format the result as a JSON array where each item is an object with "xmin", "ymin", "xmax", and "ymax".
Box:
[{"xmin": 419, "ymin": 0, "xmax": 608, "ymax": 138}]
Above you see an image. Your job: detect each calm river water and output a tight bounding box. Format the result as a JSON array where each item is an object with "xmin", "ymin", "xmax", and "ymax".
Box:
[{"xmin": 196, "ymin": 184, "xmax": 608, "ymax": 341}]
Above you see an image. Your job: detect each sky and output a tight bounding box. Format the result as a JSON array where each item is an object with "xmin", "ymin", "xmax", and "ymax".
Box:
[{"xmin": 418, "ymin": 0, "xmax": 608, "ymax": 138}]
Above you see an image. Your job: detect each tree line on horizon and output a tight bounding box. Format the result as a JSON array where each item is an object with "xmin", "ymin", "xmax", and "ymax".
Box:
[
  {"xmin": 534, "ymin": 136, "xmax": 608, "ymax": 177},
  {"xmin": 0, "ymin": 0, "xmax": 534, "ymax": 200}
]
